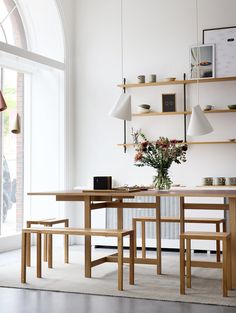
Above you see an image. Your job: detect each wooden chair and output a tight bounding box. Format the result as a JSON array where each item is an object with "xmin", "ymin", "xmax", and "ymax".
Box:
[
  {"xmin": 133, "ymin": 216, "xmax": 226, "ymax": 260},
  {"xmin": 180, "ymin": 231, "xmax": 231, "ymax": 297},
  {"xmin": 132, "ymin": 202, "xmax": 228, "ymax": 262},
  {"xmin": 26, "ymin": 218, "xmax": 69, "ymax": 268},
  {"xmin": 21, "ymin": 227, "xmax": 134, "ymax": 291},
  {"xmin": 179, "ymin": 199, "xmax": 231, "ymax": 297}
]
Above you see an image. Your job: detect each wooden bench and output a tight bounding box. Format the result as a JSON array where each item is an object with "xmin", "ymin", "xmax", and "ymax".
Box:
[
  {"xmin": 26, "ymin": 218, "xmax": 69, "ymax": 268},
  {"xmin": 133, "ymin": 216, "xmax": 226, "ymax": 259},
  {"xmin": 21, "ymin": 227, "xmax": 134, "ymax": 291},
  {"xmin": 180, "ymin": 231, "xmax": 231, "ymax": 297}
]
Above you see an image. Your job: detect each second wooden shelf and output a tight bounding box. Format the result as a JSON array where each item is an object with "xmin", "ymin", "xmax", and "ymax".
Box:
[{"xmin": 132, "ymin": 109, "xmax": 236, "ymax": 117}]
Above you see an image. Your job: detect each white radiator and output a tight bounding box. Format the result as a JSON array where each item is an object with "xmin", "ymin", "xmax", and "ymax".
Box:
[{"xmin": 106, "ymin": 196, "xmax": 180, "ymax": 240}]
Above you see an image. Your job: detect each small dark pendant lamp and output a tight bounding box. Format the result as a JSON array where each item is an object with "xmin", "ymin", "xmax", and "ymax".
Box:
[{"xmin": 0, "ymin": 90, "xmax": 7, "ymax": 111}]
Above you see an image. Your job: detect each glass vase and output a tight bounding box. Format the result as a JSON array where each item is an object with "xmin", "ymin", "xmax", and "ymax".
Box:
[{"xmin": 153, "ymin": 168, "xmax": 172, "ymax": 190}]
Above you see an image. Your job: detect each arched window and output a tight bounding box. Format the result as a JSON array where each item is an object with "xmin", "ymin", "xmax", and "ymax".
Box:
[
  {"xmin": 0, "ymin": 0, "xmax": 27, "ymax": 48},
  {"xmin": 0, "ymin": 0, "xmax": 65, "ymax": 244}
]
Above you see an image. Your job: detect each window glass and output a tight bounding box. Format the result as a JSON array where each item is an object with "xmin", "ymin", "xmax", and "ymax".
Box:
[{"xmin": 1, "ymin": 68, "xmax": 23, "ymax": 234}]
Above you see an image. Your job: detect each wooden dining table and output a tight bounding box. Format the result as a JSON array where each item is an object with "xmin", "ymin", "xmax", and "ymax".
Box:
[{"xmin": 28, "ymin": 187, "xmax": 236, "ymax": 288}]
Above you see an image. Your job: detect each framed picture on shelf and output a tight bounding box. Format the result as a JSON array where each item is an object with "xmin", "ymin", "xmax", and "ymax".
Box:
[
  {"xmin": 203, "ymin": 26, "xmax": 236, "ymax": 77},
  {"xmin": 190, "ymin": 44, "xmax": 215, "ymax": 79},
  {"xmin": 162, "ymin": 94, "xmax": 176, "ymax": 112}
]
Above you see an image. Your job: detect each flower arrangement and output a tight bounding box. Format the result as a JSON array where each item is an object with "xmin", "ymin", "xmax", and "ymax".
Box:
[{"xmin": 134, "ymin": 133, "xmax": 188, "ymax": 190}]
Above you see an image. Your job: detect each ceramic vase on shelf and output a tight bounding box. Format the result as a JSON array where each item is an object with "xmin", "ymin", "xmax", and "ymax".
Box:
[{"xmin": 153, "ymin": 167, "xmax": 172, "ymax": 190}]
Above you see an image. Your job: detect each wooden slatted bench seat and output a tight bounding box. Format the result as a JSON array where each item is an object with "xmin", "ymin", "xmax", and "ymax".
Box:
[
  {"xmin": 180, "ymin": 231, "xmax": 231, "ymax": 297},
  {"xmin": 26, "ymin": 218, "xmax": 69, "ymax": 268},
  {"xmin": 133, "ymin": 216, "xmax": 226, "ymax": 259},
  {"xmin": 21, "ymin": 227, "xmax": 134, "ymax": 291}
]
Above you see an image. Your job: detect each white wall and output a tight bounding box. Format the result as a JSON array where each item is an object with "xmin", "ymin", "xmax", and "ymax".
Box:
[{"xmin": 74, "ymin": 0, "xmax": 236, "ymax": 192}]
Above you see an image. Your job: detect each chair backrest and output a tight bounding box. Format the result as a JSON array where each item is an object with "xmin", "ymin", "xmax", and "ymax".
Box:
[{"xmin": 179, "ymin": 197, "xmax": 229, "ymax": 233}]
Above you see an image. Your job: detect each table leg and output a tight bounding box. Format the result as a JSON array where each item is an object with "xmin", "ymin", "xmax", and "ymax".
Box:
[
  {"xmin": 84, "ymin": 196, "xmax": 91, "ymax": 278},
  {"xmin": 229, "ymin": 197, "xmax": 236, "ymax": 288},
  {"xmin": 156, "ymin": 196, "xmax": 161, "ymax": 275}
]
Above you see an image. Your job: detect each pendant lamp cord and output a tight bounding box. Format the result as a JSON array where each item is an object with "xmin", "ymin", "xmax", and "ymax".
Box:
[
  {"xmin": 120, "ymin": 0, "xmax": 124, "ymax": 83},
  {"xmin": 195, "ymin": 0, "xmax": 200, "ymax": 106}
]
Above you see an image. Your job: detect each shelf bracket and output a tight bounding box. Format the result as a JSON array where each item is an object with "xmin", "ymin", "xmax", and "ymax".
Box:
[
  {"xmin": 123, "ymin": 77, "xmax": 127, "ymax": 153},
  {"xmin": 183, "ymin": 73, "xmax": 187, "ymax": 142}
]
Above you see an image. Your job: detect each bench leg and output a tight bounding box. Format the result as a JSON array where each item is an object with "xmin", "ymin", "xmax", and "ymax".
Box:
[
  {"xmin": 26, "ymin": 221, "xmax": 31, "ymax": 267},
  {"xmin": 36, "ymin": 233, "xmax": 42, "ymax": 278},
  {"xmin": 43, "ymin": 234, "xmax": 48, "ymax": 262},
  {"xmin": 21, "ymin": 232, "xmax": 27, "ymax": 283},
  {"xmin": 141, "ymin": 221, "xmax": 146, "ymax": 258},
  {"xmin": 118, "ymin": 234, "xmax": 123, "ymax": 291},
  {"xmin": 132, "ymin": 219, "xmax": 137, "ymax": 258},
  {"xmin": 129, "ymin": 232, "xmax": 134, "ymax": 285},
  {"xmin": 64, "ymin": 220, "xmax": 69, "ymax": 263},
  {"xmin": 222, "ymin": 238, "xmax": 228, "ymax": 297},
  {"xmin": 85, "ymin": 197, "xmax": 91, "ymax": 278},
  {"xmin": 180, "ymin": 237, "xmax": 185, "ymax": 295},
  {"xmin": 48, "ymin": 234, "xmax": 53, "ymax": 268},
  {"xmin": 216, "ymin": 223, "xmax": 221, "ymax": 262},
  {"xmin": 186, "ymin": 239, "xmax": 191, "ymax": 288}
]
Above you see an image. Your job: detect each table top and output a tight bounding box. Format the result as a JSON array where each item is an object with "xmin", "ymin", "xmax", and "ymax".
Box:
[{"xmin": 28, "ymin": 186, "xmax": 236, "ymax": 198}]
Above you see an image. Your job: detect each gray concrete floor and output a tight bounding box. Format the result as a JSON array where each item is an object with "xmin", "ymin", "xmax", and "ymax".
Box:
[
  {"xmin": 0, "ymin": 287, "xmax": 235, "ymax": 313},
  {"xmin": 0, "ymin": 249, "xmax": 235, "ymax": 313}
]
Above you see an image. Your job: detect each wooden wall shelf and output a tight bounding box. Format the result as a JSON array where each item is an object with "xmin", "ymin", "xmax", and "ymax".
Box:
[
  {"xmin": 118, "ymin": 76, "xmax": 236, "ymax": 89},
  {"xmin": 117, "ymin": 75, "xmax": 236, "ymax": 151},
  {"xmin": 132, "ymin": 109, "xmax": 236, "ymax": 117},
  {"xmin": 117, "ymin": 141, "xmax": 236, "ymax": 148}
]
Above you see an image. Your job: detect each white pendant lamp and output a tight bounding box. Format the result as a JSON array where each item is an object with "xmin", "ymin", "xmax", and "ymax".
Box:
[
  {"xmin": 109, "ymin": 93, "xmax": 131, "ymax": 121},
  {"xmin": 187, "ymin": 0, "xmax": 213, "ymax": 138},
  {"xmin": 187, "ymin": 105, "xmax": 213, "ymax": 136}
]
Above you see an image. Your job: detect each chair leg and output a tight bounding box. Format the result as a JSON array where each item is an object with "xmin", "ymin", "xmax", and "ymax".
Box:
[
  {"xmin": 129, "ymin": 232, "xmax": 134, "ymax": 285},
  {"xmin": 21, "ymin": 232, "xmax": 27, "ymax": 283},
  {"xmin": 222, "ymin": 238, "xmax": 228, "ymax": 297},
  {"xmin": 186, "ymin": 239, "xmax": 191, "ymax": 288},
  {"xmin": 141, "ymin": 221, "xmax": 146, "ymax": 258},
  {"xmin": 36, "ymin": 233, "xmax": 42, "ymax": 278},
  {"xmin": 227, "ymin": 237, "xmax": 232, "ymax": 290},
  {"xmin": 43, "ymin": 234, "xmax": 48, "ymax": 262},
  {"xmin": 48, "ymin": 234, "xmax": 53, "ymax": 268},
  {"xmin": 26, "ymin": 221, "xmax": 31, "ymax": 267},
  {"xmin": 64, "ymin": 220, "xmax": 69, "ymax": 263},
  {"xmin": 180, "ymin": 236, "xmax": 185, "ymax": 295},
  {"xmin": 118, "ymin": 234, "xmax": 123, "ymax": 291},
  {"xmin": 132, "ymin": 219, "xmax": 137, "ymax": 258},
  {"xmin": 216, "ymin": 223, "xmax": 221, "ymax": 262}
]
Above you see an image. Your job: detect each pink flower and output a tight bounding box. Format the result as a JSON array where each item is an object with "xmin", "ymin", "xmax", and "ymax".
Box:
[{"xmin": 135, "ymin": 152, "xmax": 143, "ymax": 161}]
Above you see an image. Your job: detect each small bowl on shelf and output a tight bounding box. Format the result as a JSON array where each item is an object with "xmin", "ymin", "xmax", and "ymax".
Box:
[
  {"xmin": 137, "ymin": 108, "xmax": 150, "ymax": 114},
  {"xmin": 228, "ymin": 104, "xmax": 236, "ymax": 110},
  {"xmin": 139, "ymin": 104, "xmax": 150, "ymax": 109},
  {"xmin": 163, "ymin": 77, "xmax": 176, "ymax": 82},
  {"xmin": 137, "ymin": 104, "xmax": 151, "ymax": 113},
  {"xmin": 204, "ymin": 105, "xmax": 214, "ymax": 111},
  {"xmin": 228, "ymin": 138, "xmax": 236, "ymax": 142}
]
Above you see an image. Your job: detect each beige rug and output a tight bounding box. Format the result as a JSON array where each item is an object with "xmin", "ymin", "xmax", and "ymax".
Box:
[{"xmin": 0, "ymin": 246, "xmax": 236, "ymax": 306}]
